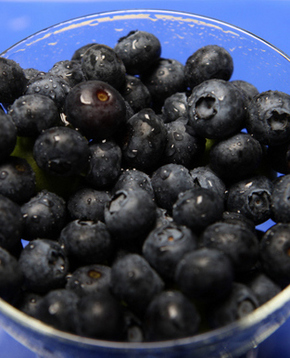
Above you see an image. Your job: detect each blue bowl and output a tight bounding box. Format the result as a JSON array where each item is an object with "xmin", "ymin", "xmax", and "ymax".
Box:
[{"xmin": 1, "ymin": 9, "xmax": 290, "ymax": 358}]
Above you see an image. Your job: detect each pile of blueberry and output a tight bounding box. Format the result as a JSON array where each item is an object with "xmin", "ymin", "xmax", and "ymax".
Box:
[{"xmin": 0, "ymin": 29, "xmax": 290, "ymax": 342}]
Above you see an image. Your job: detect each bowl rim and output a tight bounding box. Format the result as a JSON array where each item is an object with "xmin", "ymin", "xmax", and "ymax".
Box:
[{"xmin": 1, "ymin": 7, "xmax": 290, "ymax": 351}]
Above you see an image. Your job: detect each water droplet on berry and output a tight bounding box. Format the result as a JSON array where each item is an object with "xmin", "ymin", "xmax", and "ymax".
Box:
[{"xmin": 0, "ymin": 171, "xmax": 8, "ymax": 179}]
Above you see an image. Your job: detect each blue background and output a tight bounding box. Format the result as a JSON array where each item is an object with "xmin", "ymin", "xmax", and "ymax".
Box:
[{"xmin": 1, "ymin": 1, "xmax": 290, "ymax": 357}]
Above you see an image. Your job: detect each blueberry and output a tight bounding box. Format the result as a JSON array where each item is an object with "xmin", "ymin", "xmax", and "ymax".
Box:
[
  {"xmin": 110, "ymin": 253, "xmax": 164, "ymax": 316},
  {"xmin": 142, "ymin": 222, "xmax": 198, "ymax": 281},
  {"xmin": 161, "ymin": 92, "xmax": 188, "ymax": 123},
  {"xmin": 81, "ymin": 44, "xmax": 126, "ymax": 90},
  {"xmin": 187, "ymin": 79, "xmax": 246, "ymax": 140},
  {"xmin": 8, "ymin": 94, "xmax": 60, "ymax": 137},
  {"xmin": 185, "ymin": 44, "xmax": 233, "ymax": 89},
  {"xmin": 0, "ymin": 156, "xmax": 36, "ymax": 203},
  {"xmin": 0, "ymin": 247, "xmax": 23, "ymax": 301},
  {"xmin": 71, "ymin": 43, "xmax": 95, "ymax": 62},
  {"xmin": 123, "ymin": 309, "xmax": 144, "ymax": 342},
  {"xmin": 175, "ymin": 248, "xmax": 234, "ymax": 302},
  {"xmin": 21, "ymin": 190, "xmax": 67, "ymax": 240},
  {"xmin": 172, "ymin": 187, "xmax": 224, "ymax": 232},
  {"xmin": 121, "ymin": 108, "xmax": 167, "ymax": 173},
  {"xmin": 270, "ymin": 174, "xmax": 290, "ymax": 223},
  {"xmin": 120, "ymin": 75, "xmax": 151, "ymax": 113},
  {"xmin": 141, "ymin": 58, "xmax": 186, "ymax": 108},
  {"xmin": 209, "ymin": 282, "xmax": 259, "ymax": 328},
  {"xmin": 0, "ymin": 194, "xmax": 23, "ymax": 253},
  {"xmin": 244, "ymin": 273, "xmax": 281, "ymax": 306},
  {"xmin": 246, "ymin": 90, "xmax": 290, "ymax": 146},
  {"xmin": 209, "ymin": 132, "xmax": 263, "ymax": 184},
  {"xmin": 267, "ymin": 142, "xmax": 290, "ymax": 174},
  {"xmin": 0, "ymin": 112, "xmax": 17, "ymax": 160},
  {"xmin": 0, "ymin": 57, "xmax": 27, "ymax": 104},
  {"xmin": 48, "ymin": 60, "xmax": 86, "ymax": 87},
  {"xmin": 190, "ymin": 165, "xmax": 226, "ymax": 201},
  {"xmin": 260, "ymin": 223, "xmax": 290, "ymax": 286},
  {"xmin": 151, "ymin": 163, "xmax": 195, "ymax": 213},
  {"xmin": 34, "ymin": 288, "xmax": 79, "ymax": 333},
  {"xmin": 226, "ymin": 175, "xmax": 273, "ymax": 224},
  {"xmin": 222, "ymin": 211, "xmax": 256, "ymax": 233},
  {"xmin": 18, "ymin": 239, "xmax": 69, "ymax": 293},
  {"xmin": 65, "ymin": 80, "xmax": 127, "ymax": 140},
  {"xmin": 67, "ymin": 187, "xmax": 110, "ymax": 222},
  {"xmin": 65, "ymin": 264, "xmax": 111, "ymax": 297},
  {"xmin": 104, "ymin": 188, "xmax": 157, "ymax": 243},
  {"xmin": 200, "ymin": 221, "xmax": 259, "ymax": 273},
  {"xmin": 163, "ymin": 118, "xmax": 205, "ymax": 168},
  {"xmin": 231, "ymin": 80, "xmax": 259, "ymax": 104},
  {"xmin": 25, "ymin": 73, "xmax": 70, "ymax": 110},
  {"xmin": 144, "ymin": 290, "xmax": 200, "ymax": 341},
  {"xmin": 33, "ymin": 126, "xmax": 90, "ymax": 177},
  {"xmin": 85, "ymin": 140, "xmax": 122, "ymax": 189},
  {"xmin": 114, "ymin": 30, "xmax": 161, "ymax": 75},
  {"xmin": 112, "ymin": 169, "xmax": 155, "ymax": 200},
  {"xmin": 78, "ymin": 291, "xmax": 124, "ymax": 340},
  {"xmin": 59, "ymin": 220, "xmax": 113, "ymax": 267},
  {"xmin": 14, "ymin": 291, "xmax": 43, "ymax": 318}
]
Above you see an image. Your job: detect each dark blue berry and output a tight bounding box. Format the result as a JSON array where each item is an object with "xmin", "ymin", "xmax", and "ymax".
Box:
[
  {"xmin": 0, "ymin": 247, "xmax": 23, "ymax": 301},
  {"xmin": 0, "ymin": 57, "xmax": 27, "ymax": 104},
  {"xmin": 85, "ymin": 140, "xmax": 122, "ymax": 189},
  {"xmin": 185, "ymin": 44, "xmax": 233, "ymax": 89},
  {"xmin": 59, "ymin": 220, "xmax": 113, "ymax": 267},
  {"xmin": 151, "ymin": 163, "xmax": 195, "ymax": 213},
  {"xmin": 81, "ymin": 44, "xmax": 126, "ymax": 90},
  {"xmin": 209, "ymin": 282, "xmax": 259, "ymax": 328},
  {"xmin": 21, "ymin": 190, "xmax": 67, "ymax": 240},
  {"xmin": 110, "ymin": 253, "xmax": 164, "ymax": 316},
  {"xmin": 0, "ymin": 156, "xmax": 36, "ymax": 203},
  {"xmin": 201, "ymin": 221, "xmax": 259, "ymax": 273},
  {"xmin": 18, "ymin": 239, "xmax": 69, "ymax": 293},
  {"xmin": 141, "ymin": 58, "xmax": 186, "ymax": 108},
  {"xmin": 8, "ymin": 94, "xmax": 60, "ymax": 137},
  {"xmin": 48, "ymin": 60, "xmax": 86, "ymax": 87},
  {"xmin": 114, "ymin": 30, "xmax": 161, "ymax": 75},
  {"xmin": 71, "ymin": 43, "xmax": 95, "ymax": 62},
  {"xmin": 104, "ymin": 188, "xmax": 157, "ymax": 243},
  {"xmin": 209, "ymin": 132, "xmax": 263, "ymax": 184},
  {"xmin": 172, "ymin": 187, "xmax": 224, "ymax": 232},
  {"xmin": 244, "ymin": 273, "xmax": 281, "ymax": 306},
  {"xmin": 112, "ymin": 169, "xmax": 155, "ymax": 200},
  {"xmin": 161, "ymin": 92, "xmax": 188, "ymax": 123},
  {"xmin": 187, "ymin": 79, "xmax": 246, "ymax": 140},
  {"xmin": 270, "ymin": 174, "xmax": 290, "ymax": 223},
  {"xmin": 142, "ymin": 222, "xmax": 198, "ymax": 281},
  {"xmin": 34, "ymin": 288, "xmax": 79, "ymax": 333},
  {"xmin": 78, "ymin": 291, "xmax": 124, "ymax": 340},
  {"xmin": 121, "ymin": 108, "xmax": 167, "ymax": 173},
  {"xmin": 67, "ymin": 187, "xmax": 110, "ymax": 222},
  {"xmin": 144, "ymin": 290, "xmax": 200, "ymax": 341},
  {"xmin": 190, "ymin": 165, "xmax": 226, "ymax": 201},
  {"xmin": 0, "ymin": 194, "xmax": 23, "ymax": 253},
  {"xmin": 0, "ymin": 112, "xmax": 17, "ymax": 160},
  {"xmin": 33, "ymin": 126, "xmax": 90, "ymax": 177},
  {"xmin": 260, "ymin": 223, "xmax": 290, "ymax": 286},
  {"xmin": 226, "ymin": 175, "xmax": 273, "ymax": 225},
  {"xmin": 163, "ymin": 118, "xmax": 205, "ymax": 168},
  {"xmin": 120, "ymin": 75, "xmax": 151, "ymax": 113},
  {"xmin": 246, "ymin": 90, "xmax": 290, "ymax": 146},
  {"xmin": 175, "ymin": 248, "xmax": 234, "ymax": 302},
  {"xmin": 65, "ymin": 264, "xmax": 111, "ymax": 297},
  {"xmin": 25, "ymin": 73, "xmax": 70, "ymax": 110},
  {"xmin": 65, "ymin": 80, "xmax": 127, "ymax": 140},
  {"xmin": 267, "ymin": 142, "xmax": 290, "ymax": 174}
]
